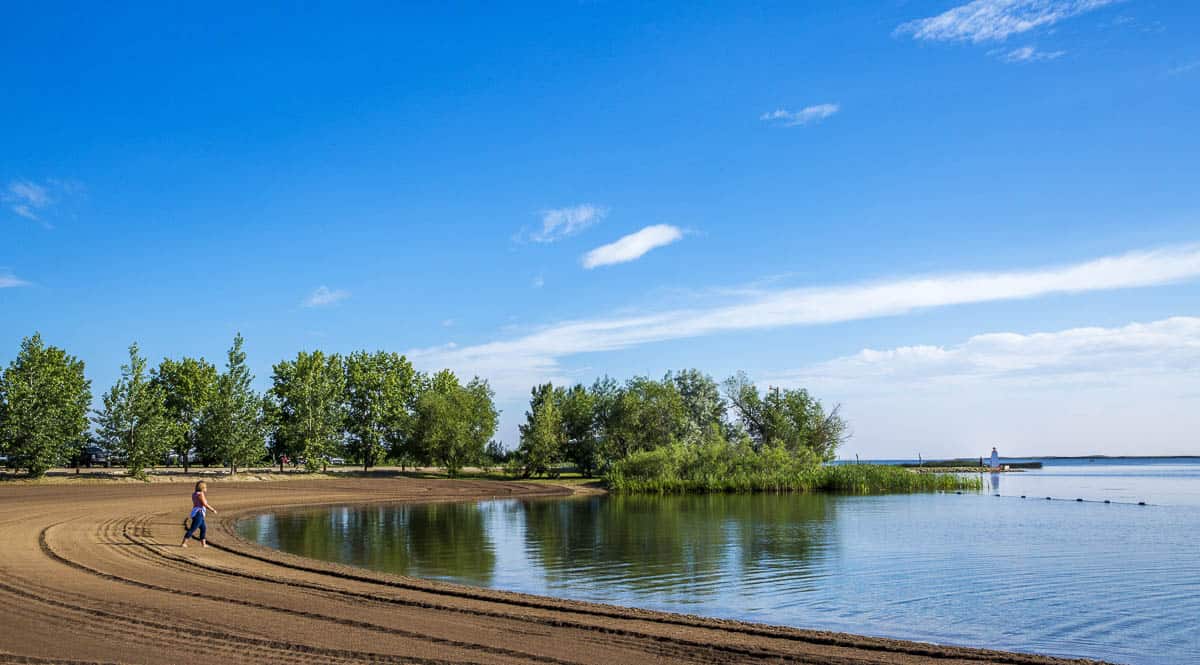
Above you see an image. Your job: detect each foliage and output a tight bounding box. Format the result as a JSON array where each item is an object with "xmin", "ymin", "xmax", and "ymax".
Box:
[
  {"xmin": 607, "ymin": 438, "xmax": 981, "ymax": 494},
  {"xmin": 483, "ymin": 439, "xmax": 509, "ymax": 466},
  {"xmin": 94, "ymin": 343, "xmax": 174, "ymax": 479},
  {"xmin": 596, "ymin": 375, "xmax": 689, "ymax": 465},
  {"xmin": 198, "ymin": 333, "xmax": 265, "ymax": 473},
  {"xmin": 723, "ymin": 372, "xmax": 846, "ymax": 461},
  {"xmin": 344, "ymin": 350, "xmax": 417, "ymax": 470},
  {"xmin": 0, "ymin": 333, "xmax": 92, "ymax": 477},
  {"xmin": 515, "ymin": 383, "xmax": 564, "ymax": 478},
  {"xmin": 410, "ymin": 370, "xmax": 497, "ymax": 476},
  {"xmin": 152, "ymin": 356, "xmax": 217, "ymax": 472},
  {"xmin": 666, "ymin": 369, "xmax": 726, "ymax": 440},
  {"xmin": 269, "ymin": 349, "xmax": 345, "ymax": 472},
  {"xmin": 558, "ymin": 383, "xmax": 599, "ymax": 477}
]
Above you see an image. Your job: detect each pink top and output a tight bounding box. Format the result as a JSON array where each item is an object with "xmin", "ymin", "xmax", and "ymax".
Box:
[{"xmin": 192, "ymin": 491, "xmax": 204, "ymax": 509}]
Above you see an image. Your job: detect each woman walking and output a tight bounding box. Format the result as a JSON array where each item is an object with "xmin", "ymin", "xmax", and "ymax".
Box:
[{"xmin": 181, "ymin": 481, "xmax": 218, "ymax": 548}]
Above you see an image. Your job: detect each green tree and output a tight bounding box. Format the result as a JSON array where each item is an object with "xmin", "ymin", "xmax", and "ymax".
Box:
[
  {"xmin": 723, "ymin": 372, "xmax": 846, "ymax": 461},
  {"xmin": 0, "ymin": 333, "xmax": 92, "ymax": 477},
  {"xmin": 198, "ymin": 333, "xmax": 266, "ymax": 473},
  {"xmin": 95, "ymin": 343, "xmax": 173, "ymax": 479},
  {"xmin": 344, "ymin": 350, "xmax": 417, "ymax": 471},
  {"xmin": 152, "ymin": 356, "xmax": 217, "ymax": 473},
  {"xmin": 667, "ymin": 369, "xmax": 727, "ymax": 440},
  {"xmin": 515, "ymin": 382, "xmax": 564, "ymax": 478},
  {"xmin": 558, "ymin": 383, "xmax": 599, "ymax": 476},
  {"xmin": 411, "ymin": 371, "xmax": 497, "ymax": 476},
  {"xmin": 596, "ymin": 376, "xmax": 689, "ymax": 467},
  {"xmin": 269, "ymin": 349, "xmax": 345, "ymax": 472}
]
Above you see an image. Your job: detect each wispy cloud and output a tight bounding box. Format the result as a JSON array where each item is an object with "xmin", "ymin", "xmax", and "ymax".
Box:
[
  {"xmin": 769, "ymin": 317, "xmax": 1200, "ymax": 390},
  {"xmin": 896, "ymin": 0, "xmax": 1119, "ymax": 43},
  {"xmin": 4, "ymin": 180, "xmax": 54, "ymax": 227},
  {"xmin": 410, "ymin": 244, "xmax": 1200, "ymax": 399},
  {"xmin": 582, "ymin": 224, "xmax": 684, "ymax": 269},
  {"xmin": 532, "ymin": 273, "xmax": 545, "ymax": 289},
  {"xmin": 996, "ymin": 45, "xmax": 1067, "ymax": 62},
  {"xmin": 760, "ymin": 104, "xmax": 840, "ymax": 127},
  {"xmin": 302, "ymin": 286, "xmax": 351, "ymax": 308},
  {"xmin": 0, "ymin": 271, "xmax": 30, "ymax": 288},
  {"xmin": 526, "ymin": 204, "xmax": 607, "ymax": 243}
]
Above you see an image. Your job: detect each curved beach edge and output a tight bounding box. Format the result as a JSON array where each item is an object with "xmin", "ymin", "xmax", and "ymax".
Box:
[{"xmin": 0, "ymin": 477, "xmax": 1113, "ymax": 665}]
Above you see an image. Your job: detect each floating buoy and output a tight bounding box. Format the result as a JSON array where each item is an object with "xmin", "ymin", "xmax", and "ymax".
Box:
[
  {"xmin": 1020, "ymin": 495, "xmax": 1026, "ymax": 499},
  {"xmin": 1076, "ymin": 498, "xmax": 1083, "ymax": 502},
  {"xmin": 1103, "ymin": 500, "xmax": 1111, "ymax": 504},
  {"xmin": 1138, "ymin": 501, "xmax": 1146, "ymax": 506}
]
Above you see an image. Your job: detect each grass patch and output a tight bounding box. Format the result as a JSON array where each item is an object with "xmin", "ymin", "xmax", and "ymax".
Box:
[{"xmin": 606, "ymin": 442, "xmax": 982, "ymax": 494}]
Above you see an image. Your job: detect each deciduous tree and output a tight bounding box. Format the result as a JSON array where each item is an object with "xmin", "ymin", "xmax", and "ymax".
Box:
[
  {"xmin": 411, "ymin": 371, "xmax": 497, "ymax": 476},
  {"xmin": 269, "ymin": 349, "xmax": 345, "ymax": 472},
  {"xmin": 95, "ymin": 343, "xmax": 173, "ymax": 479},
  {"xmin": 723, "ymin": 371, "xmax": 846, "ymax": 461},
  {"xmin": 152, "ymin": 356, "xmax": 217, "ymax": 473},
  {"xmin": 0, "ymin": 333, "xmax": 91, "ymax": 477},
  {"xmin": 199, "ymin": 334, "xmax": 266, "ymax": 473},
  {"xmin": 558, "ymin": 384, "xmax": 598, "ymax": 476},
  {"xmin": 515, "ymin": 382, "xmax": 563, "ymax": 478},
  {"xmin": 344, "ymin": 350, "xmax": 417, "ymax": 471}
]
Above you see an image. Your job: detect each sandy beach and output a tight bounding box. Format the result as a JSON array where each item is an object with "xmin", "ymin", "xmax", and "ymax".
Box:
[{"xmin": 0, "ymin": 476, "xmax": 1109, "ymax": 664}]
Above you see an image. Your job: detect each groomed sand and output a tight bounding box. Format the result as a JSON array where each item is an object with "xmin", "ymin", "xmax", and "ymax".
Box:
[{"xmin": 0, "ymin": 476, "xmax": 1110, "ymax": 664}]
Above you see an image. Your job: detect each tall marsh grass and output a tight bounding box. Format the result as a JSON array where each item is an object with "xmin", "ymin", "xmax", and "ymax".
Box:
[{"xmin": 606, "ymin": 441, "xmax": 982, "ymax": 494}]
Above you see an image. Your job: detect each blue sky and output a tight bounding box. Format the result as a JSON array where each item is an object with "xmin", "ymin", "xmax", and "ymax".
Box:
[{"xmin": 3, "ymin": 1, "xmax": 1199, "ymax": 457}]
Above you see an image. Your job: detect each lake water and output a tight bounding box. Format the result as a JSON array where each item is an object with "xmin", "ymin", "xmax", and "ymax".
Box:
[{"xmin": 238, "ymin": 458, "xmax": 1200, "ymax": 665}]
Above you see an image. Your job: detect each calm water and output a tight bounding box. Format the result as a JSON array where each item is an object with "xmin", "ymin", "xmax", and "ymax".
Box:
[{"xmin": 238, "ymin": 459, "xmax": 1200, "ymax": 665}]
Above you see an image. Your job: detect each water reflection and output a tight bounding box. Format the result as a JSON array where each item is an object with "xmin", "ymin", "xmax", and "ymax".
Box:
[
  {"xmin": 246, "ymin": 501, "xmax": 497, "ymax": 583},
  {"xmin": 237, "ymin": 473, "xmax": 1200, "ymax": 665},
  {"xmin": 518, "ymin": 494, "xmax": 837, "ymax": 599}
]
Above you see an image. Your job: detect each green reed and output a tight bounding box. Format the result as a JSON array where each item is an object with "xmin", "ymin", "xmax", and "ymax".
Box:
[{"xmin": 606, "ymin": 442, "xmax": 982, "ymax": 494}]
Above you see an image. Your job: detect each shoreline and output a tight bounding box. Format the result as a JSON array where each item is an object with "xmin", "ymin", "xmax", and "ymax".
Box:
[{"xmin": 0, "ymin": 477, "xmax": 1110, "ymax": 664}]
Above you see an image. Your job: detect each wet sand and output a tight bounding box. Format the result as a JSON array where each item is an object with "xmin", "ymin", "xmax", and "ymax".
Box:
[{"xmin": 0, "ymin": 476, "xmax": 1110, "ymax": 664}]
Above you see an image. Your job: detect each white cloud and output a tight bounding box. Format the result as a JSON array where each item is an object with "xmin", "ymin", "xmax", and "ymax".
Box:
[
  {"xmin": 769, "ymin": 317, "xmax": 1200, "ymax": 390},
  {"xmin": 410, "ymin": 243, "xmax": 1200, "ymax": 402},
  {"xmin": 582, "ymin": 224, "xmax": 684, "ymax": 269},
  {"xmin": 529, "ymin": 204, "xmax": 606, "ymax": 243},
  {"xmin": 532, "ymin": 273, "xmax": 545, "ymax": 289},
  {"xmin": 896, "ymin": 0, "xmax": 1119, "ymax": 43},
  {"xmin": 760, "ymin": 104, "xmax": 839, "ymax": 127},
  {"xmin": 763, "ymin": 317, "xmax": 1200, "ymax": 458},
  {"xmin": 4, "ymin": 180, "xmax": 53, "ymax": 225},
  {"xmin": 302, "ymin": 286, "xmax": 351, "ymax": 308},
  {"xmin": 997, "ymin": 45, "xmax": 1067, "ymax": 62},
  {"xmin": 0, "ymin": 272, "xmax": 30, "ymax": 288}
]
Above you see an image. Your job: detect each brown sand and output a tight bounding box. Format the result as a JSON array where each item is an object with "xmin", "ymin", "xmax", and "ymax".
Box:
[{"xmin": 0, "ymin": 476, "xmax": 1110, "ymax": 664}]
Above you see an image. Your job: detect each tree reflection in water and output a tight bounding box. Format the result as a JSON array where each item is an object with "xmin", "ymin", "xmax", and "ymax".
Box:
[
  {"xmin": 246, "ymin": 501, "xmax": 497, "ymax": 584},
  {"xmin": 240, "ymin": 494, "xmax": 838, "ymax": 600},
  {"xmin": 519, "ymin": 494, "xmax": 838, "ymax": 600}
]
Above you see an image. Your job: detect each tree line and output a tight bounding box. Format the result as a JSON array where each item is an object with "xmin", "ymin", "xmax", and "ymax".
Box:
[
  {"xmin": 0, "ymin": 332, "xmax": 496, "ymax": 478},
  {"xmin": 0, "ymin": 333, "xmax": 848, "ymax": 482},
  {"xmin": 510, "ymin": 369, "xmax": 848, "ymax": 478}
]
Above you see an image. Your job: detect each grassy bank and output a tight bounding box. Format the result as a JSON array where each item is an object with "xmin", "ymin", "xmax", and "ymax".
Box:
[{"xmin": 607, "ymin": 443, "xmax": 982, "ymax": 494}]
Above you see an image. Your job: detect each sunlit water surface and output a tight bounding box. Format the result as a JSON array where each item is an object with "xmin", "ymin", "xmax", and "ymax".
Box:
[{"xmin": 238, "ymin": 459, "xmax": 1200, "ymax": 665}]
